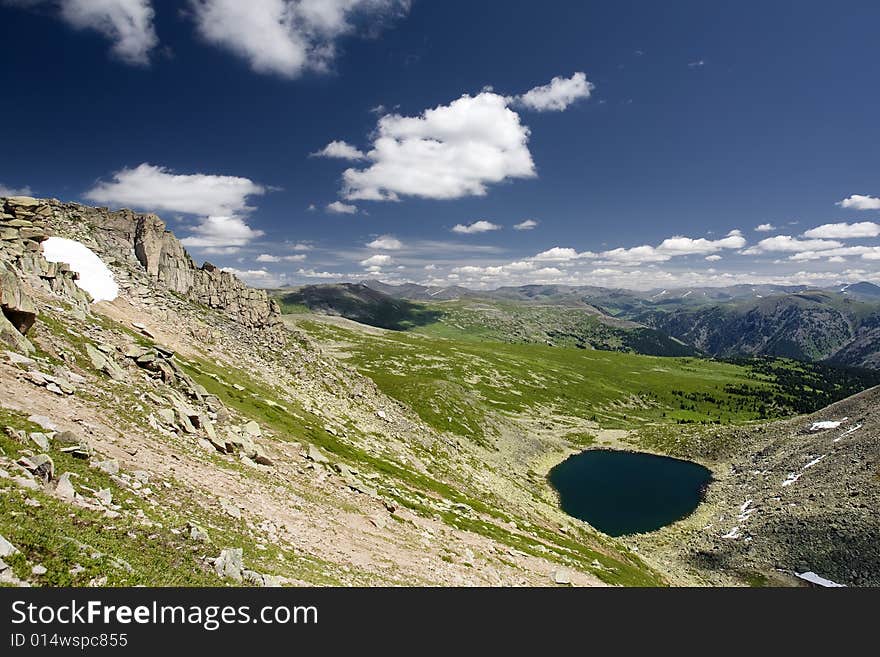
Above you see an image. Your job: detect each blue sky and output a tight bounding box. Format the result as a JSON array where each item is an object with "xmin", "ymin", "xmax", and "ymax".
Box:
[{"xmin": 1, "ymin": 0, "xmax": 879, "ymax": 290}]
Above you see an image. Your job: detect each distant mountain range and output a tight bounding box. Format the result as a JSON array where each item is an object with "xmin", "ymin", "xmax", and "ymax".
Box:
[{"xmin": 276, "ymin": 280, "xmax": 880, "ymax": 369}]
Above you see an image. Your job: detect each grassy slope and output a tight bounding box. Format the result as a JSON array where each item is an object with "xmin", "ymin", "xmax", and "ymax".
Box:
[{"xmin": 297, "ymin": 317, "xmax": 880, "ymax": 444}]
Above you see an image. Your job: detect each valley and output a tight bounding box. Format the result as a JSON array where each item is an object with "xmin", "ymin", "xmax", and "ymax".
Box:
[{"xmin": 2, "ymin": 196, "xmax": 878, "ymax": 588}]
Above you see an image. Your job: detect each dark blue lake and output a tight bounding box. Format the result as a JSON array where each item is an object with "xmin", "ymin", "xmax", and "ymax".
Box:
[{"xmin": 549, "ymin": 449, "xmax": 712, "ymax": 536}]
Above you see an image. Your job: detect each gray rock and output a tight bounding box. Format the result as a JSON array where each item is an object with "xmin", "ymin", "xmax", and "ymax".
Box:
[
  {"xmin": 18, "ymin": 454, "xmax": 54, "ymax": 483},
  {"xmin": 93, "ymin": 459, "xmax": 119, "ymax": 475},
  {"xmin": 553, "ymin": 569, "xmax": 572, "ymax": 585},
  {"xmin": 54, "ymin": 472, "xmax": 77, "ymax": 500},
  {"xmin": 0, "ymin": 534, "xmax": 18, "ymax": 557},
  {"xmin": 29, "ymin": 432, "xmax": 50, "ymax": 451},
  {"xmin": 242, "ymin": 420, "xmax": 261, "ymax": 438},
  {"xmin": 213, "ymin": 548, "xmax": 244, "ymax": 582},
  {"xmin": 187, "ymin": 522, "xmax": 210, "ymax": 542},
  {"xmin": 308, "ymin": 444, "xmax": 329, "ymax": 464}
]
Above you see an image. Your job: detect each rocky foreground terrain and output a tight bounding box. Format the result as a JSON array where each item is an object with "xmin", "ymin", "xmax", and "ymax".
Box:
[{"xmin": 0, "ymin": 195, "xmax": 657, "ymax": 587}]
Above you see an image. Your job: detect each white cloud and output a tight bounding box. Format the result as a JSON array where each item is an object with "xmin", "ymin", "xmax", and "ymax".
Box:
[
  {"xmin": 789, "ymin": 245, "xmax": 880, "ymax": 261},
  {"xmin": 180, "ymin": 215, "xmax": 265, "ymax": 251},
  {"xmin": 85, "ymin": 163, "xmax": 266, "ymax": 216},
  {"xmin": 513, "ymin": 219, "xmax": 539, "ymax": 231},
  {"xmin": 297, "ymin": 267, "xmax": 349, "ymax": 279},
  {"xmin": 532, "ymin": 247, "xmax": 588, "ymax": 262},
  {"xmin": 600, "ymin": 230, "xmax": 746, "ymax": 264},
  {"xmin": 9, "ymin": 0, "xmax": 158, "ymax": 65},
  {"xmin": 742, "ymin": 235, "xmax": 843, "ymax": 254},
  {"xmin": 802, "ymin": 221, "xmax": 880, "ymax": 239},
  {"xmin": 257, "ymin": 253, "xmax": 306, "ymax": 263},
  {"xmin": 221, "ymin": 266, "xmax": 285, "ymax": 287},
  {"xmin": 84, "ymin": 163, "xmax": 268, "ymax": 251},
  {"xmin": 0, "ymin": 183, "xmax": 33, "ymax": 196},
  {"xmin": 42, "ymin": 237, "xmax": 119, "ymax": 302},
  {"xmin": 688, "ymin": 59, "xmax": 705, "ymax": 68},
  {"xmin": 513, "ymin": 72, "xmax": 593, "ymax": 112},
  {"xmin": 360, "ymin": 254, "xmax": 393, "ymax": 267},
  {"xmin": 451, "ymin": 220, "xmax": 502, "ymax": 234},
  {"xmin": 755, "ymin": 223, "xmax": 776, "ymax": 232},
  {"xmin": 326, "ymin": 200, "xmax": 358, "ymax": 214},
  {"xmin": 366, "ymin": 235, "xmax": 403, "ymax": 250},
  {"xmin": 189, "ymin": 0, "xmax": 410, "ymax": 78},
  {"xmin": 341, "ymin": 91, "xmax": 536, "ymax": 201},
  {"xmin": 837, "ymin": 194, "xmax": 880, "ymax": 210},
  {"xmin": 311, "ymin": 140, "xmax": 366, "ymax": 161},
  {"xmin": 705, "ymin": 255, "xmax": 722, "ymax": 261},
  {"xmin": 289, "ymin": 242, "xmax": 312, "ymax": 251}
]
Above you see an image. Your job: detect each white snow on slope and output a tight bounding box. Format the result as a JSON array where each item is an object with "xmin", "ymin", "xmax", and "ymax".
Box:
[
  {"xmin": 42, "ymin": 237, "xmax": 119, "ymax": 302},
  {"xmin": 810, "ymin": 419, "xmax": 845, "ymax": 431}
]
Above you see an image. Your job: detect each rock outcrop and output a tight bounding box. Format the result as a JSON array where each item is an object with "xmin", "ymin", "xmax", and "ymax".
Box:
[
  {"xmin": 1, "ymin": 196, "xmax": 92, "ymax": 352},
  {"xmin": 131, "ymin": 214, "xmax": 279, "ymax": 327},
  {"xmin": 0, "ymin": 196, "xmax": 280, "ymax": 333}
]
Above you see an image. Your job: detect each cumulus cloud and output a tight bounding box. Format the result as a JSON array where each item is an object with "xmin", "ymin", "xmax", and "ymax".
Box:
[
  {"xmin": 742, "ymin": 235, "xmax": 843, "ymax": 255},
  {"xmin": 360, "ymin": 254, "xmax": 393, "ymax": 267},
  {"xmin": 366, "ymin": 235, "xmax": 403, "ymax": 250},
  {"xmin": 837, "ymin": 194, "xmax": 880, "ymax": 210},
  {"xmin": 513, "ymin": 219, "xmax": 539, "ymax": 230},
  {"xmin": 0, "ymin": 183, "xmax": 33, "ymax": 196},
  {"xmin": 297, "ymin": 267, "xmax": 350, "ymax": 279},
  {"xmin": 705, "ymin": 254, "xmax": 722, "ymax": 261},
  {"xmin": 600, "ymin": 230, "xmax": 746, "ymax": 264},
  {"xmin": 7, "ymin": 0, "xmax": 158, "ymax": 65},
  {"xmin": 221, "ymin": 266, "xmax": 285, "ymax": 287},
  {"xmin": 755, "ymin": 223, "xmax": 776, "ymax": 232},
  {"xmin": 85, "ymin": 163, "xmax": 266, "ymax": 216},
  {"xmin": 451, "ymin": 220, "xmax": 502, "ymax": 234},
  {"xmin": 340, "ymin": 91, "xmax": 536, "ymax": 201},
  {"xmin": 311, "ymin": 140, "xmax": 366, "ymax": 161},
  {"xmin": 256, "ymin": 253, "xmax": 306, "ymax": 263},
  {"xmin": 789, "ymin": 245, "xmax": 880, "ymax": 261},
  {"xmin": 326, "ymin": 200, "xmax": 358, "ymax": 214},
  {"xmin": 189, "ymin": 0, "xmax": 410, "ymax": 78},
  {"xmin": 84, "ymin": 163, "xmax": 268, "ymax": 252},
  {"xmin": 328, "ymin": 74, "xmax": 595, "ymax": 202},
  {"xmin": 180, "ymin": 216, "xmax": 265, "ymax": 251},
  {"xmin": 513, "ymin": 72, "xmax": 593, "ymax": 112},
  {"xmin": 532, "ymin": 247, "xmax": 589, "ymax": 262},
  {"xmin": 802, "ymin": 221, "xmax": 880, "ymax": 239}
]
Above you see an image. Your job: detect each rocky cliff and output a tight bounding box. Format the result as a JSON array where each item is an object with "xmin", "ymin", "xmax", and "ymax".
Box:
[{"xmin": 1, "ymin": 195, "xmax": 279, "ymax": 344}]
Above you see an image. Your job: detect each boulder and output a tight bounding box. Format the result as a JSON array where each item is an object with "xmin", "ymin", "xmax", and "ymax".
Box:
[
  {"xmin": 307, "ymin": 444, "xmax": 329, "ymax": 464},
  {"xmin": 54, "ymin": 472, "xmax": 77, "ymax": 501},
  {"xmin": 0, "ymin": 534, "xmax": 19, "ymax": 558},
  {"xmin": 18, "ymin": 454, "xmax": 54, "ymax": 483},
  {"xmin": 213, "ymin": 548, "xmax": 244, "ymax": 582}
]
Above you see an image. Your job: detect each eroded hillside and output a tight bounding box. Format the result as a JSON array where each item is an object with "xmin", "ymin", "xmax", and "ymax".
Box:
[{"xmin": 0, "ymin": 196, "xmax": 659, "ymax": 587}]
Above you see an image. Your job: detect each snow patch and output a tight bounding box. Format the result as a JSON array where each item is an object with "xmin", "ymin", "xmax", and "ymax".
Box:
[
  {"xmin": 41, "ymin": 237, "xmax": 118, "ymax": 303},
  {"xmin": 796, "ymin": 571, "xmax": 846, "ymax": 587},
  {"xmin": 722, "ymin": 526, "xmax": 741, "ymax": 539},
  {"xmin": 835, "ymin": 424, "xmax": 862, "ymax": 442},
  {"xmin": 802, "ymin": 455, "xmax": 825, "ymax": 470},
  {"xmin": 782, "ymin": 472, "xmax": 802, "ymax": 487},
  {"xmin": 810, "ymin": 419, "xmax": 846, "ymax": 431}
]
